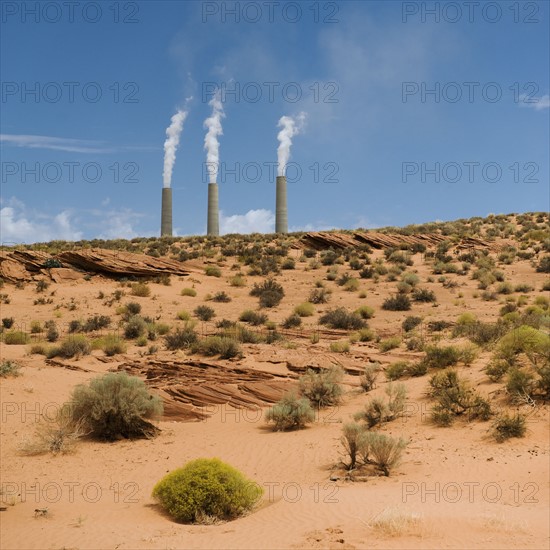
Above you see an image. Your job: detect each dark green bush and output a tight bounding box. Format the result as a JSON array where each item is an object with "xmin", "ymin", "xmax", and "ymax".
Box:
[
  {"xmin": 412, "ymin": 288, "xmax": 437, "ymax": 303},
  {"xmin": 492, "ymin": 412, "xmax": 527, "ymax": 442},
  {"xmin": 239, "ymin": 310, "xmax": 267, "ymax": 326},
  {"xmin": 152, "ymin": 458, "xmax": 262, "ymax": 523},
  {"xmin": 423, "ymin": 345, "xmax": 461, "ymax": 369},
  {"xmin": 382, "ymin": 294, "xmax": 411, "ymax": 311},
  {"xmin": 402, "ymin": 316, "xmax": 422, "ymax": 332},
  {"xmin": 282, "ymin": 313, "xmax": 302, "ymax": 329},
  {"xmin": 124, "ymin": 316, "xmax": 147, "ymax": 339},
  {"xmin": 1, "ymin": 317, "xmax": 14, "ymax": 329},
  {"xmin": 164, "ymin": 324, "xmax": 198, "ymax": 350},
  {"xmin": 47, "ymin": 335, "xmax": 91, "ymax": 358},
  {"xmin": 319, "ymin": 308, "xmax": 365, "ymax": 330},
  {"xmin": 250, "ymin": 279, "xmax": 285, "ymax": 308},
  {"xmin": 67, "ymin": 372, "xmax": 162, "ymax": 440},
  {"xmin": 194, "ymin": 305, "xmax": 216, "ymax": 322},
  {"xmin": 191, "ymin": 336, "xmax": 242, "ymax": 359}
]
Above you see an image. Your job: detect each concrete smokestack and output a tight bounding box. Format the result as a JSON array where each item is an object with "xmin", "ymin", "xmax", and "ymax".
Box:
[
  {"xmin": 275, "ymin": 175, "xmax": 288, "ymax": 234},
  {"xmin": 161, "ymin": 187, "xmax": 173, "ymax": 237},
  {"xmin": 207, "ymin": 183, "xmax": 219, "ymax": 236}
]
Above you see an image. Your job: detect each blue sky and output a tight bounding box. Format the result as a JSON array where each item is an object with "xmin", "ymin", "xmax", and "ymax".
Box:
[{"xmin": 1, "ymin": 0, "xmax": 548, "ymax": 243}]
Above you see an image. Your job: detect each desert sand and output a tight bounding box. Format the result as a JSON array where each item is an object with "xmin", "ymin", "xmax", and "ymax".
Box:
[{"xmin": 1, "ymin": 215, "xmax": 549, "ymax": 550}]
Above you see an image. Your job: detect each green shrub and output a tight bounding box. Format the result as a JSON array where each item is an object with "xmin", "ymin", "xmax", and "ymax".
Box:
[
  {"xmin": 191, "ymin": 336, "xmax": 242, "ymax": 359},
  {"xmin": 294, "ymin": 302, "xmax": 315, "ymax": 317},
  {"xmin": 299, "ymin": 366, "xmax": 344, "ymax": 408},
  {"xmin": 319, "ymin": 308, "xmax": 365, "ymax": 330},
  {"xmin": 239, "ymin": 310, "xmax": 267, "ymax": 326},
  {"xmin": 0, "ymin": 360, "xmax": 21, "ymax": 377},
  {"xmin": 29, "ymin": 320, "xmax": 42, "ymax": 334},
  {"xmin": 164, "ymin": 323, "xmax": 198, "ymax": 350},
  {"xmin": 4, "ymin": 331, "xmax": 29, "ymax": 345},
  {"xmin": 355, "ymin": 328, "xmax": 378, "ymax": 342},
  {"xmin": 152, "ymin": 458, "xmax": 262, "ymax": 523},
  {"xmin": 125, "ymin": 301, "xmax": 142, "ymax": 317},
  {"xmin": 181, "ymin": 288, "xmax": 197, "ymax": 297},
  {"xmin": 265, "ymin": 393, "xmax": 315, "ymax": 431},
  {"xmin": 130, "ymin": 282, "xmax": 151, "ymax": 297},
  {"xmin": 205, "ymin": 266, "xmax": 222, "ymax": 277},
  {"xmin": 282, "ymin": 313, "xmax": 302, "ymax": 329},
  {"xmin": 330, "ymin": 340, "xmax": 350, "ymax": 353},
  {"xmin": 83, "ymin": 315, "xmax": 111, "ymax": 332},
  {"xmin": 229, "ymin": 274, "xmax": 246, "ymax": 287},
  {"xmin": 45, "ymin": 321, "xmax": 59, "ymax": 342},
  {"xmin": 212, "ymin": 291, "xmax": 231, "ymax": 303},
  {"xmin": 343, "ymin": 278, "xmax": 360, "ymax": 292},
  {"xmin": 485, "ymin": 359, "xmax": 510, "ymax": 382},
  {"xmin": 355, "ymin": 305, "xmax": 375, "ymax": 320},
  {"xmin": 496, "ymin": 325, "xmax": 549, "ymax": 365},
  {"xmin": 250, "ymin": 279, "xmax": 284, "ymax": 308},
  {"xmin": 101, "ymin": 334, "xmax": 127, "ymax": 356},
  {"xmin": 423, "ymin": 345, "xmax": 461, "ymax": 369},
  {"xmin": 429, "ymin": 370, "xmax": 492, "ymax": 425},
  {"xmin": 308, "ymin": 287, "xmax": 331, "ymax": 304},
  {"xmin": 124, "ymin": 316, "xmax": 148, "ymax": 339},
  {"xmin": 379, "ymin": 337, "xmax": 401, "ymax": 352},
  {"xmin": 47, "ymin": 335, "xmax": 91, "ymax": 359},
  {"xmin": 402, "ymin": 316, "xmax": 422, "ymax": 332},
  {"xmin": 382, "ymin": 294, "xmax": 411, "ymax": 311},
  {"xmin": 361, "ymin": 432, "xmax": 407, "ymax": 476},
  {"xmin": 412, "ymin": 288, "xmax": 437, "ymax": 303},
  {"xmin": 492, "ymin": 412, "xmax": 527, "ymax": 442},
  {"xmin": 385, "ymin": 361, "xmax": 409, "ymax": 380},
  {"xmin": 535, "ymin": 255, "xmax": 550, "ymax": 273},
  {"xmin": 176, "ymin": 310, "xmax": 191, "ymax": 321},
  {"xmin": 67, "ymin": 372, "xmax": 162, "ymax": 440},
  {"xmin": 505, "ymin": 367, "xmax": 535, "ymax": 400},
  {"xmin": 194, "ymin": 305, "xmax": 215, "ymax": 322}
]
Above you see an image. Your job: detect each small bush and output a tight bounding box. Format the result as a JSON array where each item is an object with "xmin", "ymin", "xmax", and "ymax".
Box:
[
  {"xmin": 239, "ymin": 310, "xmax": 267, "ymax": 326},
  {"xmin": 176, "ymin": 310, "xmax": 191, "ymax": 321},
  {"xmin": 379, "ymin": 337, "xmax": 401, "ymax": 352},
  {"xmin": 191, "ymin": 336, "xmax": 242, "ymax": 359},
  {"xmin": 164, "ymin": 323, "xmax": 198, "ymax": 350},
  {"xmin": 344, "ymin": 278, "xmax": 360, "ymax": 292},
  {"xmin": 360, "ymin": 363, "xmax": 380, "ymax": 391},
  {"xmin": 535, "ymin": 255, "xmax": 550, "ymax": 273},
  {"xmin": 48, "ymin": 335, "xmax": 91, "ymax": 359},
  {"xmin": 2, "ymin": 317, "xmax": 14, "ymax": 329},
  {"xmin": 204, "ymin": 266, "xmax": 222, "ymax": 277},
  {"xmin": 152, "ymin": 458, "xmax": 263, "ymax": 523},
  {"xmin": 250, "ymin": 279, "xmax": 285, "ymax": 308},
  {"xmin": 130, "ymin": 282, "xmax": 151, "ymax": 297},
  {"xmin": 4, "ymin": 331, "xmax": 30, "ymax": 345},
  {"xmin": 299, "ymin": 366, "xmax": 344, "ymax": 408},
  {"xmin": 282, "ymin": 313, "xmax": 302, "ymax": 329},
  {"xmin": 45, "ymin": 321, "xmax": 59, "ymax": 342},
  {"xmin": 181, "ymin": 288, "xmax": 197, "ymax": 297},
  {"xmin": 361, "ymin": 432, "xmax": 407, "ymax": 476},
  {"xmin": 319, "ymin": 308, "xmax": 365, "ymax": 330},
  {"xmin": 402, "ymin": 316, "xmax": 422, "ymax": 332},
  {"xmin": 355, "ymin": 383, "xmax": 407, "ymax": 428},
  {"xmin": 265, "ymin": 393, "xmax": 315, "ymax": 431},
  {"xmin": 125, "ymin": 301, "xmax": 142, "ymax": 317},
  {"xmin": 355, "ymin": 328, "xmax": 378, "ymax": 342},
  {"xmin": 412, "ymin": 288, "xmax": 437, "ymax": 303},
  {"xmin": 341, "ymin": 422, "xmax": 368, "ymax": 470},
  {"xmin": 423, "ymin": 345, "xmax": 461, "ymax": 369},
  {"xmin": 30, "ymin": 320, "xmax": 42, "ymax": 334},
  {"xmin": 212, "ymin": 291, "xmax": 231, "ymax": 303},
  {"xmin": 294, "ymin": 302, "xmax": 315, "ymax": 317},
  {"xmin": 308, "ymin": 287, "xmax": 331, "ymax": 304},
  {"xmin": 194, "ymin": 305, "xmax": 215, "ymax": 322},
  {"xmin": 355, "ymin": 305, "xmax": 375, "ymax": 320},
  {"xmin": 101, "ymin": 334, "xmax": 127, "ymax": 356},
  {"xmin": 83, "ymin": 315, "xmax": 111, "ymax": 332},
  {"xmin": 0, "ymin": 360, "xmax": 21, "ymax": 377},
  {"xmin": 385, "ymin": 361, "xmax": 409, "ymax": 380},
  {"xmin": 35, "ymin": 280, "xmax": 50, "ymax": 293},
  {"xmin": 229, "ymin": 274, "xmax": 246, "ymax": 287},
  {"xmin": 492, "ymin": 412, "xmax": 527, "ymax": 442},
  {"xmin": 382, "ymin": 294, "xmax": 411, "ymax": 311},
  {"xmin": 124, "ymin": 316, "xmax": 148, "ymax": 339},
  {"xmin": 68, "ymin": 372, "xmax": 162, "ymax": 440},
  {"xmin": 330, "ymin": 340, "xmax": 350, "ymax": 353}
]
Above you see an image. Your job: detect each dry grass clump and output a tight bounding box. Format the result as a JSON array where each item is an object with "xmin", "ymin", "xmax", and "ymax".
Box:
[
  {"xmin": 181, "ymin": 287, "xmax": 197, "ymax": 297},
  {"xmin": 265, "ymin": 393, "xmax": 315, "ymax": 431},
  {"xmin": 299, "ymin": 366, "xmax": 344, "ymax": 408},
  {"xmin": 0, "ymin": 360, "xmax": 21, "ymax": 377},
  {"xmin": 130, "ymin": 282, "xmax": 151, "ymax": 297},
  {"xmin": 355, "ymin": 383, "xmax": 407, "ymax": 428}
]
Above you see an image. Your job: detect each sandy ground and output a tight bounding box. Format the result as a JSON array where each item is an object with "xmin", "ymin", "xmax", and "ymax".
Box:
[{"xmin": 1, "ymin": 244, "xmax": 549, "ymax": 549}]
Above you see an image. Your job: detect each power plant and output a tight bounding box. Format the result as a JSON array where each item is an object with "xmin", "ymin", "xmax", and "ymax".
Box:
[
  {"xmin": 275, "ymin": 175, "xmax": 288, "ymax": 234},
  {"xmin": 160, "ymin": 187, "xmax": 173, "ymax": 237},
  {"xmin": 207, "ymin": 183, "xmax": 219, "ymax": 236}
]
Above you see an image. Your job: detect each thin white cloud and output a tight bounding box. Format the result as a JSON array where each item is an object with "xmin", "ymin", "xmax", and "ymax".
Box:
[
  {"xmin": 519, "ymin": 94, "xmax": 550, "ymax": 111},
  {"xmin": 220, "ymin": 209, "xmax": 275, "ymax": 234},
  {"xmin": 0, "ymin": 134, "xmax": 156, "ymax": 154}
]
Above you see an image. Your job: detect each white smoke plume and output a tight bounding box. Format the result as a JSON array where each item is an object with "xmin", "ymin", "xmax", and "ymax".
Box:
[
  {"xmin": 277, "ymin": 112, "xmax": 306, "ymax": 177},
  {"xmin": 163, "ymin": 109, "xmax": 188, "ymax": 187},
  {"xmin": 203, "ymin": 90, "xmax": 225, "ymax": 183}
]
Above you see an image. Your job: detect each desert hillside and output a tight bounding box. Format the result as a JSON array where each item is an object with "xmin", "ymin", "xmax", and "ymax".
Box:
[{"xmin": 1, "ymin": 212, "xmax": 549, "ymax": 550}]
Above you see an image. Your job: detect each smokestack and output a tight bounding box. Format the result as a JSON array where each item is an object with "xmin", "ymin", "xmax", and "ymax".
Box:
[
  {"xmin": 161, "ymin": 187, "xmax": 173, "ymax": 236},
  {"xmin": 275, "ymin": 175, "xmax": 288, "ymax": 234},
  {"xmin": 207, "ymin": 183, "xmax": 219, "ymax": 236}
]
